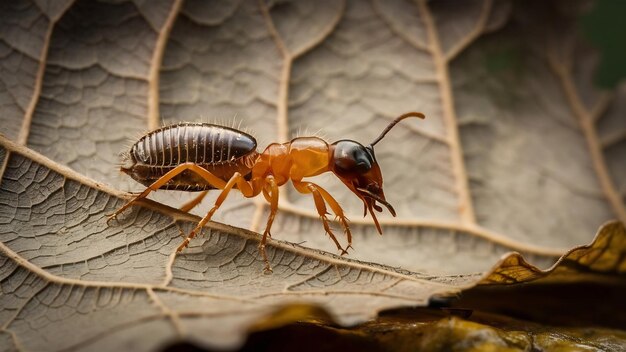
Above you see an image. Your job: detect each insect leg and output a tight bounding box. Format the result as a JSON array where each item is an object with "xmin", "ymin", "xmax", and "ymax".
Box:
[
  {"xmin": 259, "ymin": 176, "xmax": 278, "ymax": 273},
  {"xmin": 107, "ymin": 163, "xmax": 228, "ymax": 223},
  {"xmin": 177, "ymin": 172, "xmax": 254, "ymax": 252},
  {"xmin": 179, "ymin": 190, "xmax": 209, "ymax": 213},
  {"xmin": 292, "ymin": 180, "xmax": 348, "ymax": 255},
  {"xmin": 310, "ymin": 185, "xmax": 352, "ymax": 251},
  {"xmin": 262, "ymin": 187, "xmax": 272, "ymax": 204}
]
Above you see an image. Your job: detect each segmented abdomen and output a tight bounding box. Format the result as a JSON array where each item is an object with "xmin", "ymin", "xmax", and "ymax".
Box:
[
  {"xmin": 131, "ymin": 123, "xmax": 257, "ymax": 166},
  {"xmin": 124, "ymin": 123, "xmax": 257, "ymax": 191}
]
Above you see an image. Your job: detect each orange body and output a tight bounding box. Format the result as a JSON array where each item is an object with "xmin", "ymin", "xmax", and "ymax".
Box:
[
  {"xmin": 251, "ymin": 137, "xmax": 331, "ymax": 187},
  {"xmin": 110, "ymin": 112, "xmax": 425, "ymax": 272}
]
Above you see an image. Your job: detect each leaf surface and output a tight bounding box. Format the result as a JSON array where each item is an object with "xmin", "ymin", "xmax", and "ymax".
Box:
[{"xmin": 1, "ymin": 0, "xmax": 625, "ymax": 350}]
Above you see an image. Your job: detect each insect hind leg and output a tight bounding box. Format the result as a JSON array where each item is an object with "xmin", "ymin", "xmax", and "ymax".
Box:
[
  {"xmin": 107, "ymin": 163, "xmax": 227, "ymax": 223},
  {"xmin": 177, "ymin": 172, "xmax": 254, "ymax": 252}
]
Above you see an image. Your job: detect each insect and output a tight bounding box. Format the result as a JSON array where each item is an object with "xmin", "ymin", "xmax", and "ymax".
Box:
[{"xmin": 108, "ymin": 112, "xmax": 425, "ymax": 272}]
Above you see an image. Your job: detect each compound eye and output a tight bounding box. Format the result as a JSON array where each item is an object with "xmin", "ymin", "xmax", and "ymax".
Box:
[{"xmin": 333, "ymin": 141, "xmax": 373, "ymax": 174}]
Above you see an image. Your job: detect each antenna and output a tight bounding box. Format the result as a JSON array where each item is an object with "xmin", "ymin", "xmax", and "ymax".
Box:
[{"xmin": 370, "ymin": 112, "xmax": 425, "ymax": 147}]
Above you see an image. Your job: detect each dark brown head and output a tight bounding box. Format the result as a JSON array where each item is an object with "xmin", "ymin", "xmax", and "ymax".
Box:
[{"xmin": 329, "ymin": 112, "xmax": 425, "ymax": 234}]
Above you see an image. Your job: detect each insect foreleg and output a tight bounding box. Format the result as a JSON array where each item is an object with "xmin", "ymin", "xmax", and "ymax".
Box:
[
  {"xmin": 292, "ymin": 180, "xmax": 350, "ymax": 255},
  {"xmin": 107, "ymin": 163, "xmax": 228, "ymax": 223},
  {"xmin": 312, "ymin": 185, "xmax": 352, "ymax": 250}
]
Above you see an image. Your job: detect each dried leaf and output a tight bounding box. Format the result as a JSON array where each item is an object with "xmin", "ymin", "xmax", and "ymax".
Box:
[
  {"xmin": 481, "ymin": 220, "xmax": 626, "ymax": 284},
  {"xmin": 229, "ymin": 310, "xmax": 626, "ymax": 352},
  {"xmin": 1, "ymin": 0, "xmax": 625, "ymax": 350}
]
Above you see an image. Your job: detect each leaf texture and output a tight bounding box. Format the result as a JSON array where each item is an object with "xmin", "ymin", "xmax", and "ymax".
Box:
[
  {"xmin": 0, "ymin": 138, "xmax": 481, "ymax": 350},
  {"xmin": 1, "ymin": 136, "xmax": 624, "ymax": 350},
  {"xmin": 1, "ymin": 0, "xmax": 626, "ymax": 350}
]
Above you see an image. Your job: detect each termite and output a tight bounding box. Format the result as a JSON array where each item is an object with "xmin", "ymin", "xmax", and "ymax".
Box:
[{"xmin": 108, "ymin": 112, "xmax": 425, "ymax": 272}]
